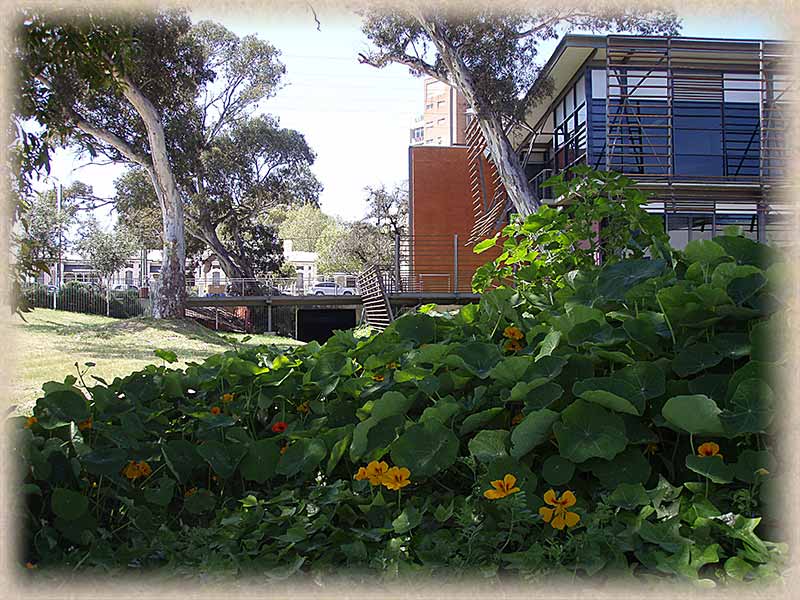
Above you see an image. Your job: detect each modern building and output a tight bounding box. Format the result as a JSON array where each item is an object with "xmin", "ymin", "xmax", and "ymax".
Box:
[
  {"xmin": 409, "ymin": 77, "xmax": 470, "ymax": 146},
  {"xmin": 409, "ymin": 34, "xmax": 791, "ymax": 284},
  {"xmin": 508, "ymin": 34, "xmax": 791, "ymax": 246}
]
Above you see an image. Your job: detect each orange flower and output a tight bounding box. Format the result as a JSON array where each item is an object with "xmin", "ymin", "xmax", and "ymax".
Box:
[
  {"xmin": 297, "ymin": 401, "xmax": 310, "ymax": 414},
  {"xmin": 539, "ymin": 489, "xmax": 580, "ymax": 530},
  {"xmin": 386, "ymin": 362, "xmax": 398, "ymax": 370},
  {"xmin": 221, "ymin": 393, "xmax": 235, "ymax": 404},
  {"xmin": 78, "ymin": 417, "xmax": 93, "ymax": 431},
  {"xmin": 382, "ymin": 466, "xmax": 411, "ymax": 490},
  {"xmin": 24, "ymin": 561, "xmax": 36, "ymax": 569},
  {"xmin": 511, "ymin": 413, "xmax": 524, "ymax": 426},
  {"xmin": 504, "ymin": 339, "xmax": 523, "ymax": 353},
  {"xmin": 364, "ymin": 460, "xmax": 390, "ymax": 486},
  {"xmin": 372, "ymin": 374, "xmax": 385, "ymax": 382},
  {"xmin": 210, "ymin": 406, "xmax": 221, "ymax": 415},
  {"xmin": 503, "ymin": 326, "xmax": 524, "ymax": 340},
  {"xmin": 184, "ymin": 487, "xmax": 197, "ymax": 497},
  {"xmin": 24, "ymin": 416, "xmax": 37, "ymax": 429},
  {"xmin": 354, "ymin": 466, "xmax": 369, "ymax": 481},
  {"xmin": 644, "ymin": 442, "xmax": 658, "ymax": 456},
  {"xmin": 697, "ymin": 442, "xmax": 722, "ymax": 460},
  {"xmin": 122, "ymin": 460, "xmax": 152, "ymax": 480},
  {"xmin": 484, "ymin": 474, "xmax": 521, "ymax": 500},
  {"xmin": 280, "ymin": 445, "xmax": 288, "ymax": 455}
]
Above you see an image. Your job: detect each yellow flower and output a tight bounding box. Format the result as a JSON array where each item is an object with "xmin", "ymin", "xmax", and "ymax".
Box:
[
  {"xmin": 382, "ymin": 466, "xmax": 411, "ymax": 490},
  {"xmin": 372, "ymin": 374, "xmax": 385, "ymax": 382},
  {"xmin": 697, "ymin": 442, "xmax": 722, "ymax": 460},
  {"xmin": 755, "ymin": 468, "xmax": 770, "ymax": 477},
  {"xmin": 210, "ymin": 406, "xmax": 221, "ymax": 415},
  {"xmin": 297, "ymin": 401, "xmax": 310, "ymax": 414},
  {"xmin": 78, "ymin": 417, "xmax": 93, "ymax": 431},
  {"xmin": 503, "ymin": 326, "xmax": 524, "ymax": 340},
  {"xmin": 511, "ymin": 413, "xmax": 524, "ymax": 426},
  {"xmin": 221, "ymin": 393, "xmax": 235, "ymax": 404},
  {"xmin": 644, "ymin": 442, "xmax": 658, "ymax": 456},
  {"xmin": 354, "ymin": 466, "xmax": 369, "ymax": 481},
  {"xmin": 387, "ymin": 362, "xmax": 398, "ymax": 369},
  {"xmin": 504, "ymin": 339, "xmax": 523, "ymax": 353},
  {"xmin": 484, "ymin": 473, "xmax": 521, "ymax": 500},
  {"xmin": 539, "ymin": 489, "xmax": 580, "ymax": 530},
  {"xmin": 24, "ymin": 416, "xmax": 37, "ymax": 429},
  {"xmin": 364, "ymin": 460, "xmax": 390, "ymax": 486}
]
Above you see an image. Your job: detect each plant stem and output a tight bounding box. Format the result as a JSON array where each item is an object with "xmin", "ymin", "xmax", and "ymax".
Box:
[{"xmin": 500, "ymin": 505, "xmax": 515, "ymax": 553}]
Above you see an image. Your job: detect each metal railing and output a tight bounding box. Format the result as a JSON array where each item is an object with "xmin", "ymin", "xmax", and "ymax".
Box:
[
  {"xmin": 186, "ymin": 276, "xmax": 360, "ymax": 298},
  {"xmin": 21, "ymin": 280, "xmax": 151, "ymax": 318}
]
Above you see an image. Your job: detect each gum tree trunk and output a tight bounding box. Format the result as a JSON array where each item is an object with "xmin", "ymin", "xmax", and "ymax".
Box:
[
  {"xmin": 413, "ymin": 13, "xmax": 540, "ymax": 217},
  {"xmin": 122, "ymin": 78, "xmax": 187, "ymax": 318}
]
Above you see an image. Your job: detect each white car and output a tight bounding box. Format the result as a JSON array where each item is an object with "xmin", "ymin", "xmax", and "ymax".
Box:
[{"xmin": 309, "ymin": 282, "xmax": 356, "ymax": 296}]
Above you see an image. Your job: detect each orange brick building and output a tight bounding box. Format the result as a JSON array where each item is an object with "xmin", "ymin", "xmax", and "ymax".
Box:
[{"xmin": 407, "ymin": 145, "xmax": 503, "ymax": 292}]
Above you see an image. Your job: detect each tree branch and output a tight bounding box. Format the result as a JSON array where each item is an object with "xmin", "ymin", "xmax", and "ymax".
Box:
[{"xmin": 68, "ymin": 108, "xmax": 150, "ymax": 168}]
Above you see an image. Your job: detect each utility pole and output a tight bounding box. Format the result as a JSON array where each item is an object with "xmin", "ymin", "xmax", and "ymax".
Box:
[{"xmin": 56, "ymin": 183, "xmax": 63, "ymax": 310}]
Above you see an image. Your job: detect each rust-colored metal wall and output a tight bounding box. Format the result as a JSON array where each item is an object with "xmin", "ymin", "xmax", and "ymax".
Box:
[{"xmin": 409, "ymin": 146, "xmax": 503, "ymax": 292}]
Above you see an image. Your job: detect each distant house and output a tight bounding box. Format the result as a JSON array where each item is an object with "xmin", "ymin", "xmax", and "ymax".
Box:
[{"xmin": 283, "ymin": 239, "xmax": 318, "ymax": 292}]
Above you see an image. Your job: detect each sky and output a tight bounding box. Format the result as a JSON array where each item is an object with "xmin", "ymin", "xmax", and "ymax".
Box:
[{"xmin": 39, "ymin": 5, "xmax": 784, "ymax": 229}]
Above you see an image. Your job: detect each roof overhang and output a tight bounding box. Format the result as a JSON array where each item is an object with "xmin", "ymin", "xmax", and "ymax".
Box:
[{"xmin": 509, "ymin": 35, "xmax": 605, "ymax": 148}]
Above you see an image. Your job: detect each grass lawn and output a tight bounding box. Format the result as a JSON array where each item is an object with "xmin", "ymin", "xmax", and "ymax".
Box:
[{"xmin": 9, "ymin": 308, "xmax": 301, "ymax": 412}]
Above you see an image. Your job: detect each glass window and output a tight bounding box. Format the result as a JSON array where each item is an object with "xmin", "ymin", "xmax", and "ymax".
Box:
[
  {"xmin": 724, "ymin": 72, "xmax": 760, "ymax": 103},
  {"xmin": 591, "ymin": 69, "xmax": 607, "ymax": 98}
]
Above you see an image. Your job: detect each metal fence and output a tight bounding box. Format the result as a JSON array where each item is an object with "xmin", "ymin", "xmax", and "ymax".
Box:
[{"xmin": 21, "ymin": 280, "xmax": 151, "ymax": 318}]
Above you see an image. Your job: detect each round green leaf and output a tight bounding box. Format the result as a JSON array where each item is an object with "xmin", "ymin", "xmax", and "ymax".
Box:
[
  {"xmin": 584, "ymin": 447, "xmax": 651, "ymax": 488},
  {"xmin": 519, "ymin": 382, "xmax": 563, "ymax": 412},
  {"xmin": 277, "ymin": 438, "xmax": 326, "ymax": 478},
  {"xmin": 184, "ymin": 488, "xmax": 216, "ymax": 514},
  {"xmin": 459, "ymin": 407, "xmax": 505, "ymax": 435},
  {"xmin": 161, "ymin": 439, "xmax": 200, "ymax": 484},
  {"xmin": 686, "ymin": 455, "xmax": 734, "ymax": 483},
  {"xmin": 553, "ymin": 400, "xmax": 628, "ymax": 463},
  {"xmin": 607, "ymin": 482, "xmax": 650, "ymax": 509},
  {"xmin": 82, "ymin": 447, "xmax": 128, "ymax": 477},
  {"xmin": 672, "ymin": 343, "xmax": 723, "ymax": 377},
  {"xmin": 542, "ymin": 455, "xmax": 575, "ymax": 486},
  {"xmin": 197, "ymin": 441, "xmax": 248, "ymax": 479},
  {"xmin": 510, "ymin": 409, "xmax": 559, "ymax": 459},
  {"xmin": 143, "ymin": 476, "xmax": 176, "ymax": 507},
  {"xmin": 573, "ymin": 377, "xmax": 642, "ymax": 416},
  {"xmin": 40, "ymin": 388, "xmax": 90, "ymax": 423},
  {"xmin": 468, "ymin": 429, "xmax": 510, "ymax": 463},
  {"xmin": 662, "ymin": 395, "xmax": 724, "ymax": 435},
  {"xmin": 734, "ymin": 449, "xmax": 774, "ymax": 484},
  {"xmin": 390, "ymin": 418, "xmax": 458, "ymax": 478},
  {"xmin": 720, "ymin": 379, "xmax": 774, "ymax": 434},
  {"xmin": 240, "ymin": 439, "xmax": 280, "ymax": 483},
  {"xmin": 51, "ymin": 487, "xmax": 88, "ymax": 521}
]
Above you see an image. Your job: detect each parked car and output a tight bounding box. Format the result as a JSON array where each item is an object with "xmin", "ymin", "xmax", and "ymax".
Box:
[
  {"xmin": 309, "ymin": 281, "xmax": 356, "ymax": 296},
  {"xmin": 112, "ymin": 284, "xmax": 139, "ymax": 292}
]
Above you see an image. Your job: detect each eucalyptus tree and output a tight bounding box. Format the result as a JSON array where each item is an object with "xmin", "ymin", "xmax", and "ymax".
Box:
[
  {"xmin": 359, "ymin": 6, "xmax": 680, "ymax": 215},
  {"xmin": 16, "ymin": 10, "xmax": 210, "ymax": 317}
]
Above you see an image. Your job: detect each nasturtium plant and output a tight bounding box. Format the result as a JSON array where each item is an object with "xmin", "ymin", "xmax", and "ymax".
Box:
[{"xmin": 14, "ymin": 168, "xmax": 787, "ymax": 585}]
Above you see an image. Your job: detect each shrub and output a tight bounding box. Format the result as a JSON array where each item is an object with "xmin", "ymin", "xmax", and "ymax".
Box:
[{"xmin": 13, "ymin": 173, "xmax": 788, "ymax": 583}]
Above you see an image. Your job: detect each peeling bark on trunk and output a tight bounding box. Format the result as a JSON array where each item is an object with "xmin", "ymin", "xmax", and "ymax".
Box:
[
  {"xmin": 414, "ymin": 13, "xmax": 540, "ymax": 217},
  {"xmin": 122, "ymin": 79, "xmax": 186, "ymax": 319}
]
